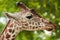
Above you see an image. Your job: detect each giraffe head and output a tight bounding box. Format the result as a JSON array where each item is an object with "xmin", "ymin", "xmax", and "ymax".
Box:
[{"xmin": 5, "ymin": 2, "xmax": 56, "ymax": 31}]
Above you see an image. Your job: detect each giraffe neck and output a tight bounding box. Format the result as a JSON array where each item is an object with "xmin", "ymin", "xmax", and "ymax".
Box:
[{"xmin": 0, "ymin": 19, "xmax": 22, "ymax": 40}]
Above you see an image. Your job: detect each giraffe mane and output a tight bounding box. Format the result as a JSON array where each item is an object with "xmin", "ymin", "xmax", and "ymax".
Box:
[{"xmin": 0, "ymin": 20, "xmax": 11, "ymax": 37}]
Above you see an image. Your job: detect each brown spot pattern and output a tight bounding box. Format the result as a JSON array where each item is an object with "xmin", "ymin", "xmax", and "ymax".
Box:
[
  {"xmin": 6, "ymin": 33, "xmax": 10, "ymax": 38},
  {"xmin": 9, "ymin": 29, "xmax": 12, "ymax": 33},
  {"xmin": 12, "ymin": 35, "xmax": 15, "ymax": 37},
  {"xmin": 9, "ymin": 29, "xmax": 15, "ymax": 33}
]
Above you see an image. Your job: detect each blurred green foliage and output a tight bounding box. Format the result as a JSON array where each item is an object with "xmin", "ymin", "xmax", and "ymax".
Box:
[{"xmin": 0, "ymin": 0, "xmax": 60, "ymax": 40}]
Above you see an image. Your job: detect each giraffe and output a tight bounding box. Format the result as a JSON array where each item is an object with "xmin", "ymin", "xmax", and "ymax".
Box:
[{"xmin": 0, "ymin": 2, "xmax": 56, "ymax": 40}]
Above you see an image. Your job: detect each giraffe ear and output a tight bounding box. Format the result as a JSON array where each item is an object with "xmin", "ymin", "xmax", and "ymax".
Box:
[
  {"xmin": 5, "ymin": 12, "xmax": 12, "ymax": 18},
  {"xmin": 5, "ymin": 12, "xmax": 19, "ymax": 20},
  {"xmin": 5, "ymin": 12, "xmax": 15, "ymax": 19},
  {"xmin": 16, "ymin": 2, "xmax": 29, "ymax": 11}
]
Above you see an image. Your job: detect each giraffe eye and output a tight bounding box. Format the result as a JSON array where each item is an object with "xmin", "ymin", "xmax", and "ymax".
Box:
[{"xmin": 26, "ymin": 15, "xmax": 32, "ymax": 19}]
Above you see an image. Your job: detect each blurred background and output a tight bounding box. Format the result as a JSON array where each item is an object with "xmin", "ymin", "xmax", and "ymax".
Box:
[{"xmin": 0, "ymin": 0, "xmax": 60, "ymax": 40}]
